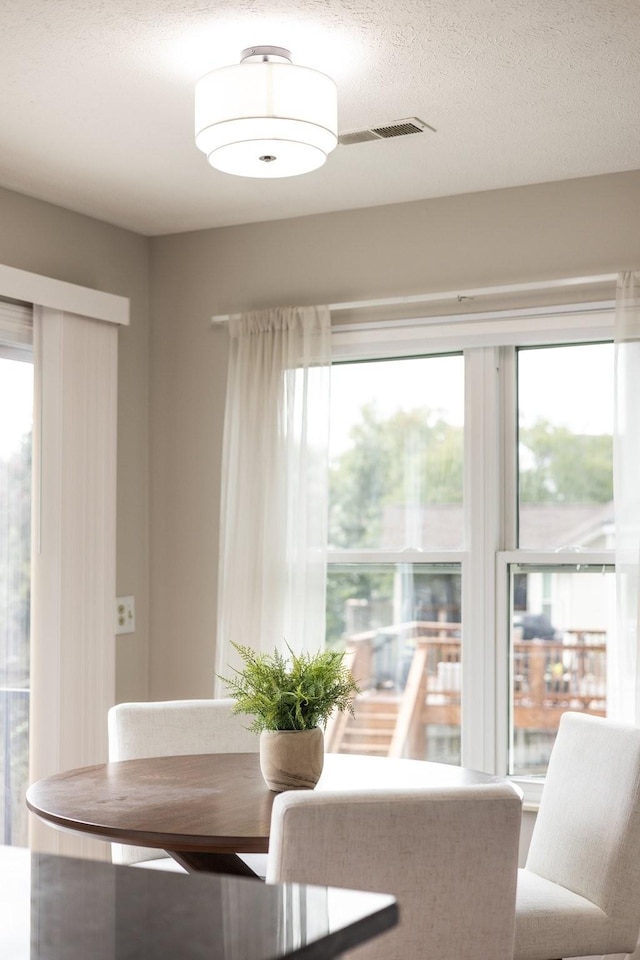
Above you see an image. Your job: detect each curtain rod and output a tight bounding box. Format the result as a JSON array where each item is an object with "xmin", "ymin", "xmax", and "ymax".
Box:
[{"xmin": 210, "ymin": 273, "xmax": 618, "ymax": 324}]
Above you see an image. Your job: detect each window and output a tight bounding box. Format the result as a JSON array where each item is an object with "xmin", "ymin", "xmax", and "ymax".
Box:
[
  {"xmin": 326, "ymin": 305, "xmax": 615, "ymax": 796},
  {"xmin": 325, "ymin": 355, "xmax": 465, "ymax": 762},
  {"xmin": 0, "ymin": 304, "xmax": 33, "ymax": 846},
  {"xmin": 508, "ymin": 562, "xmax": 613, "ymax": 776},
  {"xmin": 517, "ymin": 343, "xmax": 614, "ymax": 550},
  {"xmin": 505, "ymin": 341, "xmax": 614, "ymax": 779}
]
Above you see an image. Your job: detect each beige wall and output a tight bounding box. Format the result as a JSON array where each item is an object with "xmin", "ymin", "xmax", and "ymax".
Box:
[
  {"xmin": 2, "ymin": 170, "xmax": 639, "ymax": 704},
  {"xmin": 0, "ymin": 186, "xmax": 150, "ymax": 704},
  {"xmin": 148, "ymin": 169, "xmax": 640, "ymax": 699}
]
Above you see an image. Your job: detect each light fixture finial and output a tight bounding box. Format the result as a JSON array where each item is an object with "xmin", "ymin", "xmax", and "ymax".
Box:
[{"xmin": 239, "ymin": 46, "xmax": 291, "ymax": 63}]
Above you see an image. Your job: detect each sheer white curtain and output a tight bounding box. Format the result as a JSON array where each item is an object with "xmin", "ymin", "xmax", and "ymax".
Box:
[
  {"xmin": 609, "ymin": 256, "xmax": 640, "ymax": 960},
  {"xmin": 608, "ymin": 271, "xmax": 640, "ymax": 727},
  {"xmin": 215, "ymin": 306, "xmax": 331, "ymax": 685}
]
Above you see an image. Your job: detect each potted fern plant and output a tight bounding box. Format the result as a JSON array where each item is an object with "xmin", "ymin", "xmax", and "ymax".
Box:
[{"xmin": 220, "ymin": 642, "xmax": 359, "ymax": 791}]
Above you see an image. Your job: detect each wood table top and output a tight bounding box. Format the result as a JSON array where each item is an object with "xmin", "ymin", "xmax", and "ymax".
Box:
[{"xmin": 27, "ymin": 751, "xmax": 507, "ymax": 855}]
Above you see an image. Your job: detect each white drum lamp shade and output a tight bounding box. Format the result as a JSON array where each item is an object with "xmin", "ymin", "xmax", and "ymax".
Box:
[{"xmin": 195, "ymin": 47, "xmax": 338, "ymax": 178}]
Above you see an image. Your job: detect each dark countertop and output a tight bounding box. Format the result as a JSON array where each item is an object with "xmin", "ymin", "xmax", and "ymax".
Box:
[{"xmin": 0, "ymin": 845, "xmax": 398, "ymax": 960}]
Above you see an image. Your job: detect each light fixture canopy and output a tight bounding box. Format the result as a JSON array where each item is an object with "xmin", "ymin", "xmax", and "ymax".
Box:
[{"xmin": 195, "ymin": 46, "xmax": 338, "ymax": 178}]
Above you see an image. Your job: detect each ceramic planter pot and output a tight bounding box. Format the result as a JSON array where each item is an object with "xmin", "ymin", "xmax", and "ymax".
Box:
[{"xmin": 259, "ymin": 727, "xmax": 324, "ymax": 792}]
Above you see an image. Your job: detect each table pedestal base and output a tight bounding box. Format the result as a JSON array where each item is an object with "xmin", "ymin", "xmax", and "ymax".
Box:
[{"xmin": 169, "ymin": 850, "xmax": 263, "ymax": 878}]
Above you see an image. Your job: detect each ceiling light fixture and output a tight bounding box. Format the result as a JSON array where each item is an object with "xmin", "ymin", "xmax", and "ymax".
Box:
[{"xmin": 195, "ymin": 46, "xmax": 338, "ymax": 179}]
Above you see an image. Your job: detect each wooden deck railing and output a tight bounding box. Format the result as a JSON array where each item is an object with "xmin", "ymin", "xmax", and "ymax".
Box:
[{"xmin": 329, "ymin": 622, "xmax": 606, "ymax": 758}]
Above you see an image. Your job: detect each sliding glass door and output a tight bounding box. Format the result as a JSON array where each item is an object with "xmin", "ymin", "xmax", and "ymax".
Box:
[{"xmin": 0, "ymin": 347, "xmax": 33, "ymax": 845}]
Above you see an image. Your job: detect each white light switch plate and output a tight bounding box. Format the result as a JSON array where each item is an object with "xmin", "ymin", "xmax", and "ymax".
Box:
[{"xmin": 116, "ymin": 595, "xmax": 135, "ymax": 635}]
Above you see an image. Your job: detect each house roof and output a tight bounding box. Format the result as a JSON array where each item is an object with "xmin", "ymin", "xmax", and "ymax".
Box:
[{"xmin": 378, "ymin": 501, "xmax": 614, "ymax": 552}]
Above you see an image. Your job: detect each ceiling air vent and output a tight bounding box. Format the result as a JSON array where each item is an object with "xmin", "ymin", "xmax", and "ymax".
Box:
[{"xmin": 338, "ymin": 117, "xmax": 435, "ymax": 146}]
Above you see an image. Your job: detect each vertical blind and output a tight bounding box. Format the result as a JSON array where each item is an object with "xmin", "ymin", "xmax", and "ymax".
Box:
[
  {"xmin": 0, "ymin": 266, "xmax": 127, "ymax": 861},
  {"xmin": 28, "ymin": 307, "xmax": 118, "ymax": 860},
  {"xmin": 0, "ymin": 299, "xmax": 32, "ymax": 361}
]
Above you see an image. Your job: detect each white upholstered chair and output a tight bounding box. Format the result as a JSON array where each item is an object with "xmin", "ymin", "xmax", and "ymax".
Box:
[
  {"xmin": 107, "ymin": 698, "xmax": 263, "ymax": 873},
  {"xmin": 515, "ymin": 711, "xmax": 640, "ymax": 960},
  {"xmin": 266, "ymin": 782, "xmax": 523, "ymax": 960}
]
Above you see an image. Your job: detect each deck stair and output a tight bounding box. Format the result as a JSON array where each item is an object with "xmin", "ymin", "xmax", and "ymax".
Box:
[{"xmin": 328, "ymin": 693, "xmax": 399, "ymax": 756}]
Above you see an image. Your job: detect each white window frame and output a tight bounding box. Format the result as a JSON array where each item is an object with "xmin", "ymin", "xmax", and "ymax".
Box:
[{"xmin": 330, "ymin": 302, "xmax": 615, "ymax": 802}]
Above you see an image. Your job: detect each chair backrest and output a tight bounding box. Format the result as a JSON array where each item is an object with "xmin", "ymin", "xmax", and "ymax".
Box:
[
  {"xmin": 107, "ymin": 698, "xmax": 258, "ymax": 761},
  {"xmin": 267, "ymin": 782, "xmax": 522, "ymax": 960},
  {"xmin": 107, "ymin": 698, "xmax": 258, "ymax": 864},
  {"xmin": 526, "ymin": 711, "xmax": 640, "ymax": 943}
]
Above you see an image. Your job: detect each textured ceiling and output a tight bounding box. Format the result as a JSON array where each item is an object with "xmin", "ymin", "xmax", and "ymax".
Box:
[{"xmin": 0, "ymin": 0, "xmax": 639, "ymax": 236}]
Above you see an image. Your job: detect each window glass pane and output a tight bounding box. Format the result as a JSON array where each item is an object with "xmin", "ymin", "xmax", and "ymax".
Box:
[
  {"xmin": 326, "ymin": 562, "xmax": 461, "ymax": 765},
  {"xmin": 0, "ymin": 357, "xmax": 32, "ymax": 846},
  {"xmin": 329, "ymin": 355, "xmax": 464, "ymax": 551},
  {"xmin": 508, "ymin": 563, "xmax": 614, "ymax": 777},
  {"xmin": 517, "ymin": 343, "xmax": 614, "ymax": 549}
]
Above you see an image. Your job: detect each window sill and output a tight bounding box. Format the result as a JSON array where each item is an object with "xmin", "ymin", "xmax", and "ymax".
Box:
[{"xmin": 511, "ymin": 776, "xmax": 544, "ymax": 809}]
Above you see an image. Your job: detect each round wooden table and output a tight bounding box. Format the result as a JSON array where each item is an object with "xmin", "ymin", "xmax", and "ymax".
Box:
[{"xmin": 26, "ymin": 752, "xmax": 509, "ymax": 876}]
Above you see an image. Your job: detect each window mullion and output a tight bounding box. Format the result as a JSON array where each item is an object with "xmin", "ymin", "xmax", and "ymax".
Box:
[
  {"xmin": 462, "ymin": 347, "xmax": 503, "ymax": 773},
  {"xmin": 494, "ymin": 347, "xmax": 518, "ymax": 776}
]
